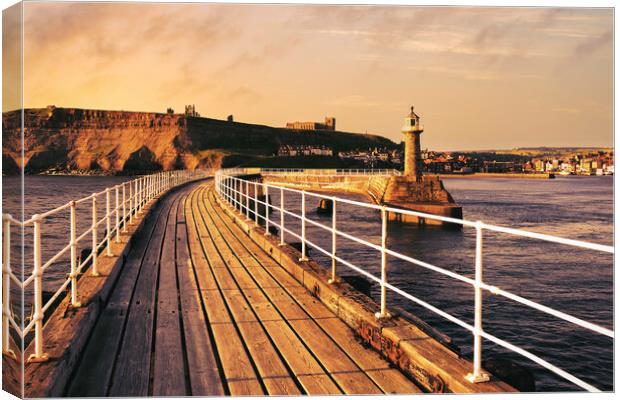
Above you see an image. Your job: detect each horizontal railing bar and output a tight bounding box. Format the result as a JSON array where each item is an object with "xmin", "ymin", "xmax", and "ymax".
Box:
[
  {"xmin": 386, "ymin": 248, "xmax": 476, "ymax": 286},
  {"xmin": 384, "ymin": 204, "xmax": 474, "ymax": 227},
  {"xmin": 74, "ymin": 194, "xmax": 95, "ymax": 205},
  {"xmin": 40, "ymin": 242, "xmax": 72, "ymax": 272},
  {"xmin": 22, "ymin": 273, "xmax": 35, "ymax": 289},
  {"xmin": 479, "ymin": 330, "xmax": 600, "ymax": 392},
  {"xmin": 22, "ymin": 317, "xmax": 35, "ymax": 338},
  {"xmin": 479, "ymin": 282, "xmax": 614, "ymax": 338},
  {"xmin": 9, "ymin": 271, "xmax": 24, "ymax": 288},
  {"xmin": 4, "ymin": 215, "xmax": 22, "ymax": 226},
  {"xmin": 77, "ymin": 252, "xmax": 94, "ymax": 273},
  {"xmin": 386, "ymin": 281, "xmax": 475, "ymax": 332},
  {"xmin": 480, "ymin": 222, "xmax": 613, "ymax": 253},
  {"xmin": 9, "ymin": 316, "xmax": 23, "ymax": 338},
  {"xmin": 41, "ymin": 277, "xmax": 72, "ymax": 314},
  {"xmin": 33, "ymin": 202, "xmax": 72, "ymax": 221},
  {"xmin": 76, "ymin": 226, "xmax": 94, "ymax": 244}
]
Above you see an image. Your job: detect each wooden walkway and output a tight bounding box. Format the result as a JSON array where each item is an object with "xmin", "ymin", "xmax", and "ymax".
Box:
[{"xmin": 65, "ymin": 180, "xmax": 422, "ymax": 396}]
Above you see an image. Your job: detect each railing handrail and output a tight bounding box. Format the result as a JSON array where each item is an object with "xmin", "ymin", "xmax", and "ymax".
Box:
[
  {"xmin": 2, "ymin": 169, "xmax": 211, "ymax": 362},
  {"xmin": 215, "ymin": 170, "xmax": 613, "ymax": 392},
  {"xmin": 223, "ymin": 167, "xmax": 402, "ymax": 177}
]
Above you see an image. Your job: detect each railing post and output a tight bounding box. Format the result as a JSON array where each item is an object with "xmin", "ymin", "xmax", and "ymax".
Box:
[
  {"xmin": 122, "ymin": 184, "xmax": 127, "ymax": 232},
  {"xmin": 328, "ymin": 197, "xmax": 337, "ymax": 284},
  {"xmin": 375, "ymin": 206, "xmax": 389, "ymax": 319},
  {"xmin": 91, "ymin": 194, "xmax": 99, "ymax": 276},
  {"xmin": 27, "ymin": 215, "xmax": 49, "ymax": 363},
  {"xmin": 279, "ymin": 187, "xmax": 285, "ymax": 246},
  {"xmin": 136, "ymin": 178, "xmax": 140, "ymax": 213},
  {"xmin": 237, "ymin": 179, "xmax": 241, "ymax": 211},
  {"xmin": 140, "ymin": 177, "xmax": 144, "ymax": 210},
  {"xmin": 245, "ymin": 180, "xmax": 250, "ymax": 220},
  {"xmin": 129, "ymin": 181, "xmax": 134, "ymax": 224},
  {"xmin": 115, "ymin": 185, "xmax": 120, "ymax": 243},
  {"xmin": 264, "ymin": 184, "xmax": 270, "ymax": 235},
  {"xmin": 254, "ymin": 181, "xmax": 259, "ymax": 226},
  {"xmin": 300, "ymin": 190, "xmax": 308, "ymax": 262},
  {"xmin": 466, "ymin": 221, "xmax": 490, "ymax": 383},
  {"xmin": 106, "ymin": 188, "xmax": 112, "ymax": 256},
  {"xmin": 2, "ymin": 215, "xmax": 15, "ymax": 358},
  {"xmin": 69, "ymin": 201, "xmax": 81, "ymax": 307}
]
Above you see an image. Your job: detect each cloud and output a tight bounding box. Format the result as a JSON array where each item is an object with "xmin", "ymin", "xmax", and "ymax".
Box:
[{"xmin": 574, "ymin": 29, "xmax": 612, "ymax": 56}]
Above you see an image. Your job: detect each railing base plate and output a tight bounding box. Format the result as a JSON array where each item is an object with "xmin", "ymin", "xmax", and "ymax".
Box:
[
  {"xmin": 27, "ymin": 353, "xmax": 49, "ymax": 363},
  {"xmin": 2, "ymin": 349, "xmax": 16, "ymax": 360},
  {"xmin": 465, "ymin": 372, "xmax": 490, "ymax": 383},
  {"xmin": 375, "ymin": 312, "xmax": 392, "ymax": 320}
]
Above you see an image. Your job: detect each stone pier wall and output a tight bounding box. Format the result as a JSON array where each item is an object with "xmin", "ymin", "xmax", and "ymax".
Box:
[{"xmin": 261, "ymin": 173, "xmax": 463, "ymax": 228}]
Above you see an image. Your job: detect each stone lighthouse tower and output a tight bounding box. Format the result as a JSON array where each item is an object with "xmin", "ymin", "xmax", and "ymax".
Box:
[{"xmin": 402, "ymin": 106, "xmax": 424, "ymax": 180}]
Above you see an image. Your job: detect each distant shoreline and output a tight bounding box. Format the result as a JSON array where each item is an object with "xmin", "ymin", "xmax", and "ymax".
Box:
[{"xmin": 433, "ymin": 172, "xmax": 555, "ymax": 180}]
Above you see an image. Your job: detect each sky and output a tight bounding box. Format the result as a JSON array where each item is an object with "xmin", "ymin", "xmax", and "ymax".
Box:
[{"xmin": 2, "ymin": 1, "xmax": 614, "ymax": 150}]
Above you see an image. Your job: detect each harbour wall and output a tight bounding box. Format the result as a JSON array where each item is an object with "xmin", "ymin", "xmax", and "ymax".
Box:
[{"xmin": 261, "ymin": 173, "xmax": 463, "ymax": 228}]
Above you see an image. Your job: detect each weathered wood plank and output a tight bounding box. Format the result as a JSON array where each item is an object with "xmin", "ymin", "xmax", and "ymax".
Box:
[
  {"xmin": 217, "ymin": 191, "xmax": 423, "ymax": 394},
  {"xmin": 108, "ymin": 192, "xmax": 177, "ymax": 396},
  {"xmin": 67, "ymin": 189, "xmax": 173, "ymax": 397},
  {"xmin": 177, "ymin": 194, "xmax": 225, "ymax": 396},
  {"xmin": 203, "ymin": 186, "xmax": 415, "ymax": 394},
  {"xmin": 190, "ymin": 190, "xmax": 301, "ymax": 395},
  {"xmin": 196, "ymin": 187, "xmax": 343, "ymax": 395},
  {"xmin": 152, "ymin": 198, "xmax": 187, "ymax": 396},
  {"xmin": 186, "ymin": 188, "xmax": 263, "ymax": 396}
]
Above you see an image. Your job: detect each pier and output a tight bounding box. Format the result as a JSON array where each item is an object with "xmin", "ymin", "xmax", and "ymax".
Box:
[{"xmin": 2, "ymin": 169, "xmax": 614, "ymax": 396}]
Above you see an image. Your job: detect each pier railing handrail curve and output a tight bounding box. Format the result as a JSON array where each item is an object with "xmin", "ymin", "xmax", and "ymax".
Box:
[
  {"xmin": 215, "ymin": 170, "xmax": 613, "ymax": 392},
  {"xmin": 2, "ymin": 169, "xmax": 210, "ymax": 361}
]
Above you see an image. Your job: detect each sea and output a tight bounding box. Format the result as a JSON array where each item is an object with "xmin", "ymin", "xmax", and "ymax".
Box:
[{"xmin": 1, "ymin": 174, "xmax": 613, "ymax": 392}]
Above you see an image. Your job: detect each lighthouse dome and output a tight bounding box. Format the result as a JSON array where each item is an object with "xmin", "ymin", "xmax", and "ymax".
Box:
[{"xmin": 402, "ymin": 106, "xmax": 423, "ymax": 132}]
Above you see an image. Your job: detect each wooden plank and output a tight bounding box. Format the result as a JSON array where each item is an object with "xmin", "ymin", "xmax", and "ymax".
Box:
[
  {"xmin": 186, "ymin": 188, "xmax": 263, "ymax": 396},
  {"xmin": 212, "ymin": 187, "xmax": 422, "ymax": 393},
  {"xmin": 190, "ymin": 192, "xmax": 300, "ymax": 395},
  {"xmin": 152, "ymin": 198, "xmax": 187, "ymax": 396},
  {"xmin": 108, "ymin": 190, "xmax": 177, "ymax": 396},
  {"xmin": 66, "ymin": 189, "xmax": 173, "ymax": 397},
  {"xmin": 211, "ymin": 183, "xmax": 516, "ymax": 394},
  {"xmin": 176, "ymin": 194, "xmax": 225, "ymax": 396},
  {"xmin": 196, "ymin": 188, "xmax": 343, "ymax": 395},
  {"xmin": 203, "ymin": 187, "xmax": 418, "ymax": 394}
]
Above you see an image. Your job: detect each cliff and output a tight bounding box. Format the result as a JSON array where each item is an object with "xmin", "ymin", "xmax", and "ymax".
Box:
[{"xmin": 2, "ymin": 107, "xmax": 396, "ymax": 175}]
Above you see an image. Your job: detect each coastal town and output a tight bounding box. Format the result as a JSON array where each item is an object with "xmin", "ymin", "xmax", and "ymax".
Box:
[{"xmin": 278, "ymin": 145, "xmax": 614, "ymax": 176}]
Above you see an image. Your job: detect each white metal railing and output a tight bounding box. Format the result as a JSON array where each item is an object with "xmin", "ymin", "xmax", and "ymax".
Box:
[
  {"xmin": 1, "ymin": 169, "xmax": 209, "ymax": 361},
  {"xmin": 223, "ymin": 168, "xmax": 400, "ymax": 177},
  {"xmin": 215, "ymin": 170, "xmax": 613, "ymax": 392}
]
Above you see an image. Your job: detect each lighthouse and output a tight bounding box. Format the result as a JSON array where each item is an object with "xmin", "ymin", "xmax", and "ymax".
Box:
[{"xmin": 402, "ymin": 106, "xmax": 424, "ymax": 180}]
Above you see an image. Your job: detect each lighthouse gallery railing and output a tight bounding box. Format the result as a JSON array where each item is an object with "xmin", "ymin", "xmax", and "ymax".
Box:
[{"xmin": 215, "ymin": 169, "xmax": 613, "ymax": 393}]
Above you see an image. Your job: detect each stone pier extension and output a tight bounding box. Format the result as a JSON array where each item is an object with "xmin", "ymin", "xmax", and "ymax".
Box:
[{"xmin": 262, "ymin": 173, "xmax": 463, "ymax": 228}]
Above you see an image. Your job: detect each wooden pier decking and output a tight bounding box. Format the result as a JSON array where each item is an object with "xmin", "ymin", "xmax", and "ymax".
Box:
[{"xmin": 65, "ymin": 180, "xmax": 422, "ymax": 396}]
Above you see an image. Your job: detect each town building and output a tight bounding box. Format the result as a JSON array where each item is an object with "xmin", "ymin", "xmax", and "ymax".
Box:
[
  {"xmin": 277, "ymin": 145, "xmax": 333, "ymax": 157},
  {"xmin": 184, "ymin": 104, "xmax": 200, "ymax": 117},
  {"xmin": 286, "ymin": 117, "xmax": 336, "ymax": 131}
]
